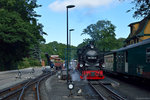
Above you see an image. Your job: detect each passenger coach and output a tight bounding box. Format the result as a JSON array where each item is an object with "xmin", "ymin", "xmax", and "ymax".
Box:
[{"xmin": 103, "ymin": 38, "xmax": 150, "ymax": 79}]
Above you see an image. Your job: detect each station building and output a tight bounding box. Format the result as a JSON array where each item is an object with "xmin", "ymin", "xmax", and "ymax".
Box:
[{"xmin": 125, "ymin": 15, "xmax": 150, "ymax": 46}]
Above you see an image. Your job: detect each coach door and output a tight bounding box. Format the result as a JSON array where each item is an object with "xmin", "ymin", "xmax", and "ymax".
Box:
[
  {"xmin": 116, "ymin": 52, "xmax": 124, "ymax": 72},
  {"xmin": 125, "ymin": 51, "xmax": 128, "ymax": 73}
]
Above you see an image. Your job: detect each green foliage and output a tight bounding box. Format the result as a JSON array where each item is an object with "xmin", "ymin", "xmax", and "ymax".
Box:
[
  {"xmin": 0, "ymin": 10, "xmax": 31, "ymax": 43},
  {"xmin": 0, "ymin": 0, "xmax": 41, "ymax": 20},
  {"xmin": 96, "ymin": 36, "xmax": 117, "ymax": 51},
  {"xmin": 0, "ymin": 0, "xmax": 46, "ymax": 70},
  {"xmin": 77, "ymin": 39, "xmax": 90, "ymax": 49},
  {"xmin": 82, "ymin": 20, "xmax": 116, "ymax": 41},
  {"xmin": 80, "ymin": 20, "xmax": 125, "ymax": 51},
  {"xmin": 18, "ymin": 58, "xmax": 41, "ymax": 69},
  {"xmin": 40, "ymin": 41, "xmax": 77, "ymax": 64},
  {"xmin": 18, "ymin": 58, "xmax": 30, "ymax": 69},
  {"xmin": 81, "ymin": 20, "xmax": 121, "ymax": 51},
  {"xmin": 121, "ymin": 0, "xmax": 150, "ymax": 18},
  {"xmin": 131, "ymin": 0, "xmax": 150, "ymax": 18},
  {"xmin": 116, "ymin": 38, "xmax": 126, "ymax": 47}
]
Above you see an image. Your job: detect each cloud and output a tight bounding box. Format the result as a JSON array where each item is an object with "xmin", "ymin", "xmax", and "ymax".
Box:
[{"xmin": 49, "ymin": 0, "xmax": 115, "ymax": 12}]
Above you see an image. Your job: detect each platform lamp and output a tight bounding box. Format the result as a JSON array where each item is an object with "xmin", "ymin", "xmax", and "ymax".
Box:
[
  {"xmin": 69, "ymin": 29, "xmax": 74, "ymax": 46},
  {"xmin": 66, "ymin": 5, "xmax": 75, "ymax": 83},
  {"xmin": 69, "ymin": 29, "xmax": 74, "ymax": 63}
]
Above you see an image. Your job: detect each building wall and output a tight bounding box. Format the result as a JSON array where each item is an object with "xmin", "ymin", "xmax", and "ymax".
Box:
[
  {"xmin": 132, "ymin": 23, "xmax": 139, "ymax": 34},
  {"xmin": 126, "ymin": 19, "xmax": 150, "ymax": 46},
  {"xmin": 140, "ymin": 36, "xmax": 150, "ymax": 40},
  {"xmin": 144, "ymin": 20, "xmax": 150, "ymax": 34},
  {"xmin": 127, "ymin": 23, "xmax": 140, "ymax": 45}
]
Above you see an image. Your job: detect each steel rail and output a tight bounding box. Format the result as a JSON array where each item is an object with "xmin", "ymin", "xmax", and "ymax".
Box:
[
  {"xmin": 36, "ymin": 74, "xmax": 50, "ymax": 100},
  {"xmin": 0, "ymin": 80, "xmax": 30, "ymax": 100},
  {"xmin": 18, "ymin": 73, "xmax": 51, "ymax": 100},
  {"xmin": 98, "ymin": 81, "xmax": 126, "ymax": 100},
  {"xmin": 18, "ymin": 80, "xmax": 33, "ymax": 100},
  {"xmin": 0, "ymin": 79, "xmax": 29, "ymax": 94},
  {"xmin": 0, "ymin": 73, "xmax": 51, "ymax": 100},
  {"xmin": 36, "ymin": 83, "xmax": 40, "ymax": 100},
  {"xmin": 88, "ymin": 81, "xmax": 107, "ymax": 100},
  {"xmin": 89, "ymin": 80, "xmax": 126, "ymax": 100},
  {"xmin": 0, "ymin": 88, "xmax": 22, "ymax": 100}
]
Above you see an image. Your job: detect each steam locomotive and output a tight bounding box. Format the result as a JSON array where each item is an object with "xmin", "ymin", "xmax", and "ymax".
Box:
[{"xmin": 77, "ymin": 41, "xmax": 104, "ymax": 80}]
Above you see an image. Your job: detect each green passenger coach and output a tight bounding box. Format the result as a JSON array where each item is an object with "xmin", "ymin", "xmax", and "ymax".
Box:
[{"xmin": 104, "ymin": 38, "xmax": 150, "ymax": 79}]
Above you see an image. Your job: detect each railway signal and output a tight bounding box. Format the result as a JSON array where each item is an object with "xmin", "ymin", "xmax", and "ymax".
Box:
[{"xmin": 67, "ymin": 81, "xmax": 74, "ymax": 96}]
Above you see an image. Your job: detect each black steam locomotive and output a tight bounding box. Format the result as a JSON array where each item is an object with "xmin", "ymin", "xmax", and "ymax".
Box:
[{"xmin": 77, "ymin": 41, "xmax": 104, "ymax": 80}]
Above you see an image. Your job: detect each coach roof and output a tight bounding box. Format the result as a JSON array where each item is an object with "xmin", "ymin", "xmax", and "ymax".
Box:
[
  {"xmin": 105, "ymin": 38, "xmax": 150, "ymax": 55},
  {"xmin": 117, "ymin": 38, "xmax": 150, "ymax": 52}
]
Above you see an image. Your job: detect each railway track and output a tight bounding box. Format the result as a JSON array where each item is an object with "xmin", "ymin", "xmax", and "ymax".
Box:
[
  {"xmin": 0, "ymin": 72, "xmax": 53, "ymax": 100},
  {"xmin": 89, "ymin": 80, "xmax": 126, "ymax": 100}
]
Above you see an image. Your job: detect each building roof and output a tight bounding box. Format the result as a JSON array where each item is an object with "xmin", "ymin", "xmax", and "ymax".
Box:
[
  {"xmin": 128, "ymin": 21, "xmax": 140, "ymax": 27},
  {"xmin": 126, "ymin": 14, "xmax": 150, "ymax": 41},
  {"xmin": 118, "ymin": 38, "xmax": 150, "ymax": 52},
  {"xmin": 105, "ymin": 38, "xmax": 150, "ymax": 55}
]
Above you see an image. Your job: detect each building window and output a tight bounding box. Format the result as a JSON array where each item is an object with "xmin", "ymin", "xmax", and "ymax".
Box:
[
  {"xmin": 146, "ymin": 47, "xmax": 150, "ymax": 63},
  {"xmin": 132, "ymin": 26, "xmax": 136, "ymax": 34}
]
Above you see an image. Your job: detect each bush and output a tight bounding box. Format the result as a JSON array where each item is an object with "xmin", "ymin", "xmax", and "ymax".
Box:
[
  {"xmin": 29, "ymin": 58, "xmax": 41, "ymax": 66},
  {"xmin": 18, "ymin": 57, "xmax": 41, "ymax": 69}
]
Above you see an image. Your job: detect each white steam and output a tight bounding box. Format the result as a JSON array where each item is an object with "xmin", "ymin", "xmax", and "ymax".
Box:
[{"xmin": 71, "ymin": 71, "xmax": 81, "ymax": 81}]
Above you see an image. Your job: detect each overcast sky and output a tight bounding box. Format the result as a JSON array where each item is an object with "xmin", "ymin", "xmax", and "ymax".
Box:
[{"xmin": 36, "ymin": 0, "xmax": 141, "ymax": 46}]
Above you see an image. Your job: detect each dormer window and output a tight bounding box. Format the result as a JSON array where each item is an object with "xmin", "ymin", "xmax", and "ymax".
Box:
[{"xmin": 132, "ymin": 26, "xmax": 136, "ymax": 34}]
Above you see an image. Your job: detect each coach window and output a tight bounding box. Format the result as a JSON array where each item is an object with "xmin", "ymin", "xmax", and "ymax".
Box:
[{"xmin": 146, "ymin": 48, "xmax": 150, "ymax": 63}]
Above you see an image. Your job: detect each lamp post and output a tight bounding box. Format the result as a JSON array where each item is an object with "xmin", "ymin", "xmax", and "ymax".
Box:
[
  {"xmin": 69, "ymin": 29, "xmax": 74, "ymax": 64},
  {"xmin": 66, "ymin": 5, "xmax": 75, "ymax": 82},
  {"xmin": 69, "ymin": 29, "xmax": 74, "ymax": 46}
]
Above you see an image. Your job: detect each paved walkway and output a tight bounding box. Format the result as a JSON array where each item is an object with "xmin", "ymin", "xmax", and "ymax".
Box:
[
  {"xmin": 0, "ymin": 67, "xmax": 43, "ymax": 90},
  {"xmin": 40, "ymin": 74, "xmax": 98, "ymax": 100}
]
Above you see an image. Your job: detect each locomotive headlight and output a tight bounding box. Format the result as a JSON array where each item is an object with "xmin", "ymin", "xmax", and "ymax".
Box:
[
  {"xmin": 80, "ymin": 64, "xmax": 83, "ymax": 67},
  {"xmin": 95, "ymin": 63, "xmax": 99, "ymax": 66},
  {"xmin": 57, "ymin": 71, "xmax": 62, "ymax": 79},
  {"xmin": 91, "ymin": 45, "xmax": 94, "ymax": 48},
  {"xmin": 58, "ymin": 74, "xmax": 61, "ymax": 79}
]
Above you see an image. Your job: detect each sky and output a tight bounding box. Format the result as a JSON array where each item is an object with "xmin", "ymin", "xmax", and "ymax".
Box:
[{"xmin": 35, "ymin": 0, "xmax": 141, "ymax": 46}]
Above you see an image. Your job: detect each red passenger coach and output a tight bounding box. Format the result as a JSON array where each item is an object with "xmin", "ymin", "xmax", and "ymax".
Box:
[{"xmin": 80, "ymin": 70, "xmax": 104, "ymax": 80}]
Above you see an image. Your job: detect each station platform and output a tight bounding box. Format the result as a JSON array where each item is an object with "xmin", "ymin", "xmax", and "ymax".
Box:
[
  {"xmin": 0, "ymin": 68, "xmax": 99, "ymax": 100},
  {"xmin": 40, "ymin": 74, "xmax": 98, "ymax": 100},
  {"xmin": 0, "ymin": 67, "xmax": 43, "ymax": 90}
]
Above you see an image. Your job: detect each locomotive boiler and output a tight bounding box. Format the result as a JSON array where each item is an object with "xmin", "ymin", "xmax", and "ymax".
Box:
[{"xmin": 77, "ymin": 41, "xmax": 104, "ymax": 80}]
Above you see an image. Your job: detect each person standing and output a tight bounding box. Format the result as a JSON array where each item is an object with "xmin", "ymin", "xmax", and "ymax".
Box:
[{"xmin": 42, "ymin": 59, "xmax": 45, "ymax": 67}]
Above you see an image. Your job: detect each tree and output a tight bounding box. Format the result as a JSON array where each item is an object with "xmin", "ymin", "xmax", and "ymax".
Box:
[
  {"xmin": 0, "ymin": 0, "xmax": 46, "ymax": 70},
  {"xmin": 82, "ymin": 20, "xmax": 118, "ymax": 51},
  {"xmin": 40, "ymin": 41, "xmax": 77, "ymax": 63},
  {"xmin": 82, "ymin": 20, "xmax": 116, "ymax": 41},
  {"xmin": 125, "ymin": 0, "xmax": 150, "ymax": 18},
  {"xmin": 77, "ymin": 39, "xmax": 90, "ymax": 49},
  {"xmin": 0, "ymin": 0, "xmax": 41, "ymax": 21},
  {"xmin": 116, "ymin": 38, "xmax": 126, "ymax": 47}
]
